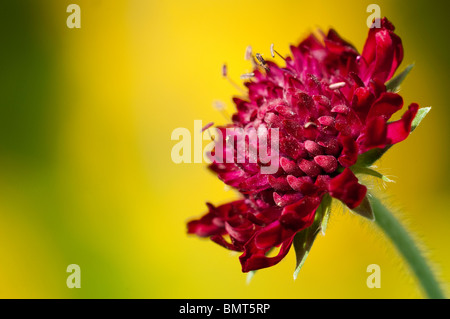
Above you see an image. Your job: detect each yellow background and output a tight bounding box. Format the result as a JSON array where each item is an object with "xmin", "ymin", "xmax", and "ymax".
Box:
[{"xmin": 0, "ymin": 0, "xmax": 448, "ymax": 298}]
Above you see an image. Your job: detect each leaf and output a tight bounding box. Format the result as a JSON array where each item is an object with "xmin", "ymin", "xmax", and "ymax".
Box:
[
  {"xmin": 351, "ymin": 166, "xmax": 394, "ymax": 183},
  {"xmin": 321, "ymin": 208, "xmax": 331, "ymax": 236},
  {"xmin": 320, "ymin": 195, "xmax": 331, "ymax": 235},
  {"xmin": 354, "ymin": 146, "xmax": 391, "ymax": 168},
  {"xmin": 386, "ymin": 64, "xmax": 414, "ymax": 92},
  {"xmin": 246, "ymin": 271, "xmax": 256, "ymax": 285},
  {"xmin": 350, "ymin": 195, "xmax": 374, "ymax": 221},
  {"xmin": 411, "ymin": 107, "xmax": 431, "ymax": 133},
  {"xmin": 293, "ymin": 195, "xmax": 331, "ymax": 280},
  {"xmin": 293, "ymin": 229, "xmax": 310, "ymax": 280},
  {"xmin": 293, "ymin": 251, "xmax": 310, "ymax": 280},
  {"xmin": 293, "ymin": 227, "xmax": 320, "ymax": 280}
]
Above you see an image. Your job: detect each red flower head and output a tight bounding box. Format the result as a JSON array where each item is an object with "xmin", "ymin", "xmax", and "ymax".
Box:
[{"xmin": 187, "ymin": 18, "xmax": 420, "ymax": 273}]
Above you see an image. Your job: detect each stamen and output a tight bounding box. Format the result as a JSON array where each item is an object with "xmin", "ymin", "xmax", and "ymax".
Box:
[
  {"xmin": 221, "ymin": 63, "xmax": 228, "ymax": 77},
  {"xmin": 200, "ymin": 122, "xmax": 215, "ymax": 141},
  {"xmin": 221, "ymin": 63, "xmax": 246, "ymax": 94},
  {"xmin": 270, "ymin": 43, "xmax": 286, "ymax": 61},
  {"xmin": 245, "ymin": 45, "xmax": 252, "ymax": 61},
  {"xmin": 201, "ymin": 122, "xmax": 214, "ymax": 132},
  {"xmin": 212, "ymin": 100, "xmax": 226, "ymax": 111},
  {"xmin": 240, "ymin": 72, "xmax": 255, "ymax": 80},
  {"xmin": 255, "ymin": 53, "xmax": 269, "ymax": 72},
  {"xmin": 328, "ymin": 82, "xmax": 346, "ymax": 90},
  {"xmin": 304, "ymin": 122, "xmax": 317, "ymax": 128},
  {"xmin": 255, "ymin": 53, "xmax": 266, "ymax": 66},
  {"xmin": 212, "ymin": 100, "xmax": 231, "ymax": 121}
]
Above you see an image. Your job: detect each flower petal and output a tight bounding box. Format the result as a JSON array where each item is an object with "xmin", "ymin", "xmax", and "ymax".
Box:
[
  {"xmin": 338, "ymin": 134, "xmax": 359, "ymax": 167},
  {"xmin": 254, "ymin": 196, "xmax": 320, "ymax": 249},
  {"xmin": 328, "ymin": 168, "xmax": 367, "ymax": 209},
  {"xmin": 359, "ymin": 116, "xmax": 387, "ymax": 151},
  {"xmin": 367, "ymin": 92, "xmax": 403, "ymax": 121},
  {"xmin": 360, "ymin": 18, "xmax": 403, "ymax": 84},
  {"xmin": 279, "ymin": 196, "xmax": 321, "ymax": 230},
  {"xmin": 386, "ymin": 103, "xmax": 419, "ymax": 144},
  {"xmin": 187, "ymin": 203, "xmax": 225, "ymax": 237},
  {"xmin": 240, "ymin": 235, "xmax": 295, "ymax": 272}
]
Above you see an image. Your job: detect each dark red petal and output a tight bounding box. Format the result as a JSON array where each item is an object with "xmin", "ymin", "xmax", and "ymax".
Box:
[
  {"xmin": 367, "ymin": 92, "xmax": 403, "ymax": 121},
  {"xmin": 304, "ymin": 140, "xmax": 324, "ymax": 156},
  {"xmin": 279, "ymin": 196, "xmax": 321, "ymax": 230},
  {"xmin": 386, "ymin": 103, "xmax": 419, "ymax": 144},
  {"xmin": 314, "ymin": 175, "xmax": 331, "ymax": 191},
  {"xmin": 240, "ymin": 235, "xmax": 295, "ymax": 272},
  {"xmin": 325, "ymin": 29, "xmax": 358, "ymax": 55},
  {"xmin": 338, "ymin": 134, "xmax": 359, "ymax": 167},
  {"xmin": 280, "ymin": 157, "xmax": 303, "ymax": 175},
  {"xmin": 360, "ymin": 116, "xmax": 388, "ymax": 151},
  {"xmin": 314, "ymin": 155, "xmax": 338, "ymax": 173},
  {"xmin": 187, "ymin": 218, "xmax": 223, "ymax": 237},
  {"xmin": 317, "ymin": 136, "xmax": 341, "ymax": 156},
  {"xmin": 225, "ymin": 218, "xmax": 255, "ymax": 244},
  {"xmin": 286, "ymin": 175, "xmax": 316, "ymax": 194},
  {"xmin": 328, "ymin": 168, "xmax": 367, "ymax": 209},
  {"xmin": 360, "ymin": 18, "xmax": 403, "ymax": 84},
  {"xmin": 351, "ymin": 87, "xmax": 375, "ymax": 120},
  {"xmin": 238, "ymin": 174, "xmax": 270, "ymax": 193},
  {"xmin": 273, "ymin": 192, "xmax": 304, "ymax": 207},
  {"xmin": 187, "ymin": 200, "xmax": 247, "ymax": 237},
  {"xmin": 334, "ymin": 109, "xmax": 364, "ymax": 138},
  {"xmin": 253, "ymin": 220, "xmax": 285, "ymax": 249},
  {"xmin": 280, "ymin": 135, "xmax": 306, "ymax": 159},
  {"xmin": 298, "ymin": 159, "xmax": 322, "ymax": 177},
  {"xmin": 268, "ymin": 175, "xmax": 292, "ymax": 192},
  {"xmin": 210, "ymin": 235, "xmax": 243, "ymax": 251},
  {"xmin": 254, "ymin": 196, "xmax": 320, "ymax": 249}
]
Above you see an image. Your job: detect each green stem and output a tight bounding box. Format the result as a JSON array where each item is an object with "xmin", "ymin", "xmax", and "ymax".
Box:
[{"xmin": 369, "ymin": 195, "xmax": 445, "ymax": 299}]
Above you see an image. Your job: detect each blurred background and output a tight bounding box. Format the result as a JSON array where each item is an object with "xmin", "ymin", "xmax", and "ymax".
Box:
[{"xmin": 0, "ymin": 0, "xmax": 448, "ymax": 298}]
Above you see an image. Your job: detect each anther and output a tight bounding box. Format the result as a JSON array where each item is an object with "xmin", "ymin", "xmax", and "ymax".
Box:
[
  {"xmin": 328, "ymin": 82, "xmax": 346, "ymax": 90},
  {"xmin": 212, "ymin": 100, "xmax": 226, "ymax": 111},
  {"xmin": 240, "ymin": 72, "xmax": 255, "ymax": 80},
  {"xmin": 304, "ymin": 122, "xmax": 317, "ymax": 128},
  {"xmin": 270, "ymin": 43, "xmax": 286, "ymax": 61},
  {"xmin": 201, "ymin": 122, "xmax": 214, "ymax": 132},
  {"xmin": 201, "ymin": 122, "xmax": 215, "ymax": 141},
  {"xmin": 255, "ymin": 53, "xmax": 269, "ymax": 72},
  {"xmin": 245, "ymin": 45, "xmax": 252, "ymax": 61},
  {"xmin": 221, "ymin": 63, "xmax": 246, "ymax": 94},
  {"xmin": 255, "ymin": 53, "xmax": 266, "ymax": 65},
  {"xmin": 221, "ymin": 63, "xmax": 228, "ymax": 77},
  {"xmin": 212, "ymin": 100, "xmax": 231, "ymax": 122}
]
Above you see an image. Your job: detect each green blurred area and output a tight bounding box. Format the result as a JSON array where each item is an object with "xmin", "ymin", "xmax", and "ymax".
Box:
[{"xmin": 0, "ymin": 0, "xmax": 448, "ymax": 298}]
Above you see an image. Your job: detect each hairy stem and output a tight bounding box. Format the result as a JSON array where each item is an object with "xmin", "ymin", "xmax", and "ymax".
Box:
[{"xmin": 369, "ymin": 195, "xmax": 445, "ymax": 299}]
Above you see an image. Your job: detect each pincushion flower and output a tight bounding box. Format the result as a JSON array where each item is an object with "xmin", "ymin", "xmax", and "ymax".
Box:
[{"xmin": 186, "ymin": 18, "xmax": 443, "ymax": 297}]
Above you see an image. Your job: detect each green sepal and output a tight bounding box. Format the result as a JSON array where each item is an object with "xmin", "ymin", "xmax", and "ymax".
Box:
[
  {"xmin": 411, "ymin": 107, "xmax": 431, "ymax": 133},
  {"xmin": 353, "ymin": 146, "xmax": 391, "ymax": 168},
  {"xmin": 350, "ymin": 195, "xmax": 374, "ymax": 221},
  {"xmin": 246, "ymin": 271, "xmax": 256, "ymax": 284},
  {"xmin": 351, "ymin": 166, "xmax": 394, "ymax": 183},
  {"xmin": 386, "ymin": 64, "xmax": 414, "ymax": 92},
  {"xmin": 293, "ymin": 195, "xmax": 331, "ymax": 280}
]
